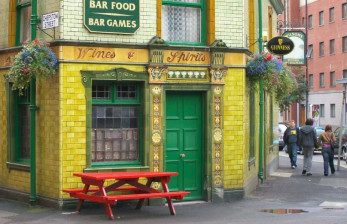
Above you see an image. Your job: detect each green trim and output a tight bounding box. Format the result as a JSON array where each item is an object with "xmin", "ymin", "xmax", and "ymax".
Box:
[{"xmin": 81, "ymin": 67, "xmax": 149, "ymax": 169}]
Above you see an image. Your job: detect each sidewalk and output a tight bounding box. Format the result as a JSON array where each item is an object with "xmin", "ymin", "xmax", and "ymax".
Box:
[{"xmin": 1, "ymin": 154, "xmax": 347, "ymax": 224}]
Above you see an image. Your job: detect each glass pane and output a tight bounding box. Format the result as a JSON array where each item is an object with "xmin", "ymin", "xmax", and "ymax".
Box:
[
  {"xmin": 20, "ymin": 6, "xmax": 31, "ymax": 43},
  {"xmin": 162, "ymin": 5, "xmax": 201, "ymax": 43},
  {"xmin": 92, "ymin": 83, "xmax": 111, "ymax": 100},
  {"xmin": 116, "ymin": 84, "xmax": 137, "ymax": 100},
  {"xmin": 19, "ymin": 104, "xmax": 30, "ymax": 159},
  {"xmin": 92, "ymin": 105, "xmax": 139, "ymax": 162}
]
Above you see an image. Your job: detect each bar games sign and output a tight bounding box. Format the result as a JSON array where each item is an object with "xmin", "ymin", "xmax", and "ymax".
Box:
[{"xmin": 84, "ymin": 0, "xmax": 139, "ymax": 34}]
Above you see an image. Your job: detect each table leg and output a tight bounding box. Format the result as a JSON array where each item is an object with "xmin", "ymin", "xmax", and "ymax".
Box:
[
  {"xmin": 76, "ymin": 184, "xmax": 90, "ymax": 212},
  {"xmin": 162, "ymin": 182, "xmax": 176, "ymax": 215},
  {"xmin": 105, "ymin": 203, "xmax": 115, "ymax": 220},
  {"xmin": 135, "ymin": 178, "xmax": 153, "ymax": 209}
]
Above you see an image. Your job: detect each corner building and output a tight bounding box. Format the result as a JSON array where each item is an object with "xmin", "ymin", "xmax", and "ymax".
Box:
[{"xmin": 0, "ymin": 0, "xmax": 283, "ymax": 208}]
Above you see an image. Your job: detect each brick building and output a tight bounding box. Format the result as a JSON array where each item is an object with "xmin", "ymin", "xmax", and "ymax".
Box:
[
  {"xmin": 0, "ymin": 0, "xmax": 283, "ymax": 208},
  {"xmin": 279, "ymin": 0, "xmax": 347, "ymax": 128}
]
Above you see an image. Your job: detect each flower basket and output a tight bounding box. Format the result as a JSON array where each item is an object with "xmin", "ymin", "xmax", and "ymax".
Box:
[
  {"xmin": 246, "ymin": 52, "xmax": 297, "ymax": 103},
  {"xmin": 6, "ymin": 39, "xmax": 58, "ymax": 95}
]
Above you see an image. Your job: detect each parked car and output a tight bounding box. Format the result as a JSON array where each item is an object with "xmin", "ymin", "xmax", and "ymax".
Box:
[
  {"xmin": 332, "ymin": 126, "xmax": 347, "ymax": 160},
  {"xmin": 278, "ymin": 122, "xmax": 289, "ymax": 150}
]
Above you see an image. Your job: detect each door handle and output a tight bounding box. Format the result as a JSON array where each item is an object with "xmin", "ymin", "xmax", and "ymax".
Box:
[{"xmin": 180, "ymin": 154, "xmax": 185, "ymax": 158}]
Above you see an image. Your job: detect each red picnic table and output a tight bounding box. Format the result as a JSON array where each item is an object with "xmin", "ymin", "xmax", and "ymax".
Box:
[{"xmin": 63, "ymin": 171, "xmax": 189, "ymax": 220}]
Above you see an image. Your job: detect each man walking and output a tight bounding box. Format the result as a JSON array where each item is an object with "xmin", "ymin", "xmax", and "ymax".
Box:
[
  {"xmin": 299, "ymin": 118, "xmax": 318, "ymax": 176},
  {"xmin": 284, "ymin": 120, "xmax": 300, "ymax": 169}
]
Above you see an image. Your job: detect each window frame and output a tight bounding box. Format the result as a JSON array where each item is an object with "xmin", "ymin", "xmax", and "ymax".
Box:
[
  {"xmin": 81, "ymin": 68, "xmax": 149, "ymax": 170},
  {"xmin": 309, "ymin": 74, "xmax": 313, "ymax": 88},
  {"xmin": 319, "ymin": 11, "xmax": 324, "ymax": 26},
  {"xmin": 330, "ymin": 104, "xmax": 336, "ymax": 118},
  {"xmin": 307, "ymin": 44, "xmax": 313, "ymax": 58},
  {"xmin": 329, "ymin": 7, "xmax": 335, "ymax": 23},
  {"xmin": 330, "ymin": 71, "xmax": 336, "ymax": 87},
  {"xmin": 308, "ymin": 15, "xmax": 313, "ymax": 29},
  {"xmin": 161, "ymin": 0, "xmax": 206, "ymax": 46},
  {"xmin": 91, "ymin": 81, "xmax": 143, "ymax": 167},
  {"xmin": 343, "ymin": 36, "xmax": 347, "ymax": 53},
  {"xmin": 343, "ymin": 70, "xmax": 347, "ymax": 79},
  {"xmin": 330, "ymin": 39, "xmax": 335, "ymax": 55},
  {"xmin": 320, "ymin": 104, "xmax": 325, "ymax": 118},
  {"xmin": 319, "ymin": 73, "xmax": 325, "ymax": 88},
  {"xmin": 15, "ymin": 0, "xmax": 31, "ymax": 46},
  {"xmin": 343, "ymin": 3, "xmax": 347, "ymax": 19},
  {"xmin": 319, "ymin": 42, "xmax": 324, "ymax": 57}
]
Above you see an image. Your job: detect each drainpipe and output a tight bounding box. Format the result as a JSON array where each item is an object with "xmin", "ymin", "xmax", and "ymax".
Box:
[
  {"xmin": 30, "ymin": 0, "xmax": 38, "ymax": 205},
  {"xmin": 258, "ymin": 0, "xmax": 264, "ymax": 182}
]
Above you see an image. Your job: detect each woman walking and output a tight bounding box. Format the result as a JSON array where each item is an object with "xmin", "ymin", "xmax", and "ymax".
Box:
[{"xmin": 318, "ymin": 125, "xmax": 336, "ymax": 176}]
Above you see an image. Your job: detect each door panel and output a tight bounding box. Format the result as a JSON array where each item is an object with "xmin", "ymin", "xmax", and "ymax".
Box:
[{"xmin": 165, "ymin": 91, "xmax": 203, "ymax": 200}]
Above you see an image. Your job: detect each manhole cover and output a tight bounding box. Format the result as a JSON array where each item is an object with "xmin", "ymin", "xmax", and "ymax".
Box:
[{"xmin": 260, "ymin": 209, "xmax": 307, "ymax": 214}]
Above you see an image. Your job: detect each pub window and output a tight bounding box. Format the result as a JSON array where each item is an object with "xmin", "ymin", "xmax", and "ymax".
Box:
[
  {"xmin": 16, "ymin": 0, "xmax": 32, "ymax": 45},
  {"xmin": 91, "ymin": 81, "xmax": 142, "ymax": 166},
  {"xmin": 330, "ymin": 39, "xmax": 335, "ymax": 55},
  {"xmin": 319, "ymin": 42, "xmax": 324, "ymax": 57},
  {"xmin": 161, "ymin": 0, "xmax": 206, "ymax": 45},
  {"xmin": 319, "ymin": 11, "xmax": 324, "ymax": 26},
  {"xmin": 308, "ymin": 15, "xmax": 313, "ymax": 29},
  {"xmin": 330, "ymin": 71, "xmax": 336, "ymax": 87},
  {"xmin": 319, "ymin": 73, "xmax": 325, "ymax": 88},
  {"xmin": 329, "ymin": 7, "xmax": 335, "ymax": 23},
  {"xmin": 309, "ymin": 74, "xmax": 313, "ymax": 88}
]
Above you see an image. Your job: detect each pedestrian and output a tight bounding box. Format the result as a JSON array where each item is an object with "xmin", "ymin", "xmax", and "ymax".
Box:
[
  {"xmin": 317, "ymin": 125, "xmax": 336, "ymax": 176},
  {"xmin": 283, "ymin": 120, "xmax": 300, "ymax": 169},
  {"xmin": 299, "ymin": 118, "xmax": 318, "ymax": 176}
]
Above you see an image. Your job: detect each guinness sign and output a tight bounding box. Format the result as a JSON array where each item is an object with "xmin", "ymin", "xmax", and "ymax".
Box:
[{"xmin": 266, "ymin": 36, "xmax": 294, "ymax": 56}]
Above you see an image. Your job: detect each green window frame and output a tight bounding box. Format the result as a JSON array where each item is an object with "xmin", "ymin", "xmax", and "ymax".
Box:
[
  {"xmin": 6, "ymin": 82, "xmax": 31, "ymax": 168},
  {"xmin": 15, "ymin": 0, "xmax": 32, "ymax": 46},
  {"xmin": 161, "ymin": 0, "xmax": 206, "ymax": 46},
  {"xmin": 91, "ymin": 81, "xmax": 143, "ymax": 167}
]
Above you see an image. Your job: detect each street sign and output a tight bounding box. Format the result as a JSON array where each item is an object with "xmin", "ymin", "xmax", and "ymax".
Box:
[
  {"xmin": 266, "ymin": 36, "xmax": 294, "ymax": 56},
  {"xmin": 42, "ymin": 12, "xmax": 59, "ymax": 30},
  {"xmin": 84, "ymin": 0, "xmax": 140, "ymax": 34}
]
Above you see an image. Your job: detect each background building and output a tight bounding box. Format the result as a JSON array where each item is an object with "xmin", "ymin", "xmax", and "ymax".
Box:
[{"xmin": 279, "ymin": 0, "xmax": 347, "ymax": 128}]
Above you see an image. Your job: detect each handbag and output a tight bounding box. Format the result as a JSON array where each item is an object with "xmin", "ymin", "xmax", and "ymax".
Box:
[{"xmin": 330, "ymin": 133, "xmax": 338, "ymax": 149}]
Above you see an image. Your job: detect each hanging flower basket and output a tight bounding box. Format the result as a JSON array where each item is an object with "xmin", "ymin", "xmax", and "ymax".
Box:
[
  {"xmin": 6, "ymin": 39, "xmax": 58, "ymax": 95},
  {"xmin": 246, "ymin": 52, "xmax": 297, "ymax": 103}
]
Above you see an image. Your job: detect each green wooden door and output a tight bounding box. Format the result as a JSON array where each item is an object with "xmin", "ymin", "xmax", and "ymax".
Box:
[{"xmin": 165, "ymin": 91, "xmax": 203, "ymax": 200}]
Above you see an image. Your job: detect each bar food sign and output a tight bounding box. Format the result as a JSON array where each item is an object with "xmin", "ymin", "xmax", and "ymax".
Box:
[{"xmin": 84, "ymin": 0, "xmax": 139, "ymax": 34}]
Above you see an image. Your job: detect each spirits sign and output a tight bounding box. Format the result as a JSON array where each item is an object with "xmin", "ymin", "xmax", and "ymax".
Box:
[{"xmin": 84, "ymin": 0, "xmax": 140, "ymax": 34}]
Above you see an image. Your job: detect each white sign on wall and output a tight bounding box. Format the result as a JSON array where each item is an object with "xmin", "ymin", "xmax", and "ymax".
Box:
[{"xmin": 42, "ymin": 12, "xmax": 59, "ymax": 30}]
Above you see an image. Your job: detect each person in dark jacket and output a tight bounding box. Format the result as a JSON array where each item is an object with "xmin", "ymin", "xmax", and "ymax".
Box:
[
  {"xmin": 283, "ymin": 120, "xmax": 300, "ymax": 169},
  {"xmin": 299, "ymin": 118, "xmax": 318, "ymax": 176}
]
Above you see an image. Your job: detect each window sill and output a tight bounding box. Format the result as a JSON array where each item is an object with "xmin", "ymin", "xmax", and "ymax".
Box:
[
  {"xmin": 84, "ymin": 165, "xmax": 150, "ymax": 173},
  {"xmin": 6, "ymin": 162, "xmax": 30, "ymax": 172}
]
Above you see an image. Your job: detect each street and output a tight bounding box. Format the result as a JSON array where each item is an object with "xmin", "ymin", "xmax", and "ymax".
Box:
[{"xmin": 2, "ymin": 153, "xmax": 347, "ymax": 224}]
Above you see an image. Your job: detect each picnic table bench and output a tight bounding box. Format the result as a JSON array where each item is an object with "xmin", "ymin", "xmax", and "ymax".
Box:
[{"xmin": 63, "ymin": 171, "xmax": 189, "ymax": 220}]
